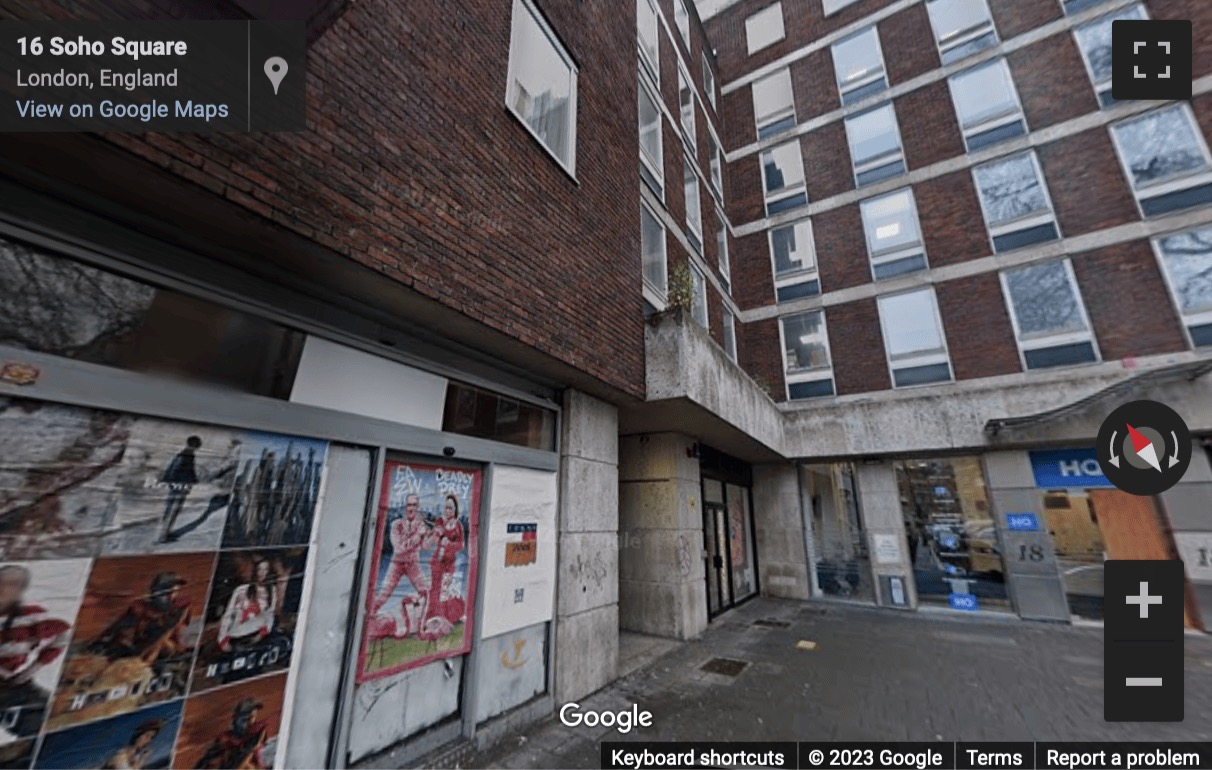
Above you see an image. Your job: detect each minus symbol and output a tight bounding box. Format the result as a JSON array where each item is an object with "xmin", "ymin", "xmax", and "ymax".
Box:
[{"xmin": 1125, "ymin": 677, "xmax": 1163, "ymax": 686}]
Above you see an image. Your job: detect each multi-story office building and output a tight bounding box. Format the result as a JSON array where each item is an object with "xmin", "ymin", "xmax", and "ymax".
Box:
[{"xmin": 0, "ymin": 0, "xmax": 1209, "ymax": 766}]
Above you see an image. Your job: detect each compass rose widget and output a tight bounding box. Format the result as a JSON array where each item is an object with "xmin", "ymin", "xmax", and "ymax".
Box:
[{"xmin": 1096, "ymin": 400, "xmax": 1192, "ymax": 496}]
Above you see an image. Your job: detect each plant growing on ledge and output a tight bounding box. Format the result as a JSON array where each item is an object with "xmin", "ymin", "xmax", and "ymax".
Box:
[{"xmin": 667, "ymin": 264, "xmax": 694, "ymax": 312}]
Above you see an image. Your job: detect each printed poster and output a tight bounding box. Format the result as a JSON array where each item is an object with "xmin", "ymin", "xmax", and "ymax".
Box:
[
  {"xmin": 357, "ymin": 461, "xmax": 481, "ymax": 682},
  {"xmin": 172, "ymin": 672, "xmax": 287, "ymax": 769},
  {"xmin": 221, "ymin": 433, "xmax": 327, "ymax": 550},
  {"xmin": 34, "ymin": 700, "xmax": 182, "ymax": 769},
  {"xmin": 45, "ymin": 552, "xmax": 216, "ymax": 731},
  {"xmin": 478, "ymin": 467, "xmax": 556, "ymax": 640}
]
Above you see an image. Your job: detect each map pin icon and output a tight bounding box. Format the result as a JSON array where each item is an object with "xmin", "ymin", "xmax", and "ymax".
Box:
[{"xmin": 264, "ymin": 57, "xmax": 288, "ymax": 95}]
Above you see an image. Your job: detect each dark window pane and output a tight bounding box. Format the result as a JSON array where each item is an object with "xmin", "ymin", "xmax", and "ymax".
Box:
[
  {"xmin": 841, "ymin": 77, "xmax": 888, "ymax": 106},
  {"xmin": 789, "ymin": 379, "xmax": 835, "ymax": 399},
  {"xmin": 893, "ymin": 363, "xmax": 951, "ymax": 387},
  {"xmin": 442, "ymin": 382, "xmax": 556, "ymax": 451},
  {"xmin": 776, "ymin": 280, "xmax": 821, "ymax": 302},
  {"xmin": 940, "ymin": 32, "xmax": 997, "ymax": 65},
  {"xmin": 1064, "ymin": 0, "xmax": 1110, "ymax": 14},
  {"xmin": 965, "ymin": 120, "xmax": 1027, "ymax": 152},
  {"xmin": 757, "ymin": 116, "xmax": 797, "ymax": 140},
  {"xmin": 992, "ymin": 222, "xmax": 1059, "ymax": 253},
  {"xmin": 856, "ymin": 160, "xmax": 906, "ymax": 187},
  {"xmin": 1190, "ymin": 323, "xmax": 1212, "ymax": 347},
  {"xmin": 1024, "ymin": 342, "xmax": 1098, "ymax": 369},
  {"xmin": 0, "ymin": 236, "xmax": 303, "ymax": 398},
  {"xmin": 766, "ymin": 192, "xmax": 808, "ymax": 216},
  {"xmin": 1141, "ymin": 184, "xmax": 1212, "ymax": 217},
  {"xmin": 872, "ymin": 254, "xmax": 928, "ymax": 280}
]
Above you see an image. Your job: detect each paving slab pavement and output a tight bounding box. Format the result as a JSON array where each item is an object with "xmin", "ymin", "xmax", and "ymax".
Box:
[{"xmin": 464, "ymin": 598, "xmax": 1212, "ymax": 769}]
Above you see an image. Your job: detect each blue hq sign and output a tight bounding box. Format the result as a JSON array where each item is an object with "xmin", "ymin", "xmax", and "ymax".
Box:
[{"xmin": 1029, "ymin": 448, "xmax": 1113, "ymax": 489}]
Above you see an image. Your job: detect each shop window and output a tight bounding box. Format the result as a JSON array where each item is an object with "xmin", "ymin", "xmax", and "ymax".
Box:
[
  {"xmin": 691, "ymin": 265, "xmax": 709, "ymax": 329},
  {"xmin": 844, "ymin": 103, "xmax": 906, "ymax": 187},
  {"xmin": 780, "ymin": 310, "xmax": 835, "ymax": 399},
  {"xmin": 760, "ymin": 140, "xmax": 808, "ymax": 216},
  {"xmin": 1073, "ymin": 4, "xmax": 1147, "ymax": 107},
  {"xmin": 948, "ymin": 59, "xmax": 1027, "ymax": 152},
  {"xmin": 641, "ymin": 203, "xmax": 668, "ymax": 306},
  {"xmin": 752, "ymin": 68, "xmax": 796, "ymax": 140},
  {"xmin": 0, "ymin": 236, "xmax": 303, "ymax": 398},
  {"xmin": 972, "ymin": 151, "xmax": 1060, "ymax": 253},
  {"xmin": 877, "ymin": 288, "xmax": 953, "ymax": 387},
  {"xmin": 637, "ymin": 0, "xmax": 660, "ymax": 84},
  {"xmin": 685, "ymin": 157, "xmax": 703, "ymax": 246},
  {"xmin": 442, "ymin": 382, "xmax": 557, "ymax": 451},
  {"xmin": 770, "ymin": 219, "xmax": 820, "ymax": 302},
  {"xmin": 860, "ymin": 188, "xmax": 928, "ymax": 280},
  {"xmin": 638, "ymin": 79, "xmax": 664, "ymax": 196},
  {"xmin": 506, "ymin": 0, "xmax": 578, "ymax": 175},
  {"xmin": 678, "ymin": 65, "xmax": 697, "ymax": 151},
  {"xmin": 703, "ymin": 54, "xmax": 717, "ymax": 110},
  {"xmin": 1154, "ymin": 224, "xmax": 1212, "ymax": 348},
  {"xmin": 675, "ymin": 0, "xmax": 691, "ymax": 47},
  {"xmin": 745, "ymin": 3, "xmax": 785, "ymax": 56},
  {"xmin": 926, "ymin": 0, "xmax": 998, "ymax": 65},
  {"xmin": 832, "ymin": 26, "xmax": 888, "ymax": 106},
  {"xmin": 723, "ymin": 309, "xmax": 738, "ymax": 362},
  {"xmin": 1000, "ymin": 258, "xmax": 1099, "ymax": 369},
  {"xmin": 896, "ymin": 457, "xmax": 1010, "ymax": 611},
  {"xmin": 806, "ymin": 463, "xmax": 874, "ymax": 601},
  {"xmin": 1110, "ymin": 105, "xmax": 1212, "ymax": 218}
]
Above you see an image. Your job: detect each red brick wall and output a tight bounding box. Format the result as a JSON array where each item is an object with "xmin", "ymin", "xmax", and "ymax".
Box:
[
  {"xmin": 880, "ymin": 3, "xmax": 938, "ymax": 87},
  {"xmin": 988, "ymin": 0, "xmax": 1059, "ymax": 41},
  {"xmin": 815, "ymin": 204, "xmax": 869, "ymax": 292},
  {"xmin": 720, "ymin": 80, "xmax": 757, "ymax": 153},
  {"xmin": 792, "ymin": 49, "xmax": 839, "ymax": 123},
  {"xmin": 732, "ymin": 232, "xmax": 774, "ymax": 310},
  {"xmin": 4, "ymin": 0, "xmax": 649, "ymax": 396},
  {"xmin": 738, "ymin": 316, "xmax": 786, "ymax": 400},
  {"xmin": 937, "ymin": 274, "xmax": 1022, "ymax": 380},
  {"xmin": 803, "ymin": 124, "xmax": 854, "ymax": 202},
  {"xmin": 828, "ymin": 299, "xmax": 892, "ymax": 395},
  {"xmin": 1009, "ymin": 34, "xmax": 1099, "ymax": 132},
  {"xmin": 897, "ymin": 81, "xmax": 964, "ymax": 171},
  {"xmin": 917, "ymin": 171, "xmax": 990, "ymax": 268},
  {"xmin": 1072, "ymin": 242, "xmax": 1189, "ymax": 360},
  {"xmin": 1039, "ymin": 129, "xmax": 1140, "ymax": 238},
  {"xmin": 1147, "ymin": 0, "xmax": 1212, "ymax": 79}
]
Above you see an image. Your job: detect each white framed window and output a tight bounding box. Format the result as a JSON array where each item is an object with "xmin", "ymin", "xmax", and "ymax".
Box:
[
  {"xmin": 877, "ymin": 288, "xmax": 953, "ymax": 387},
  {"xmin": 1110, "ymin": 105, "xmax": 1212, "ymax": 219},
  {"xmin": 948, "ymin": 59, "xmax": 1027, "ymax": 152},
  {"xmin": 1000, "ymin": 259, "xmax": 1099, "ymax": 369},
  {"xmin": 831, "ymin": 26, "xmax": 887, "ymax": 106},
  {"xmin": 844, "ymin": 103, "xmax": 906, "ymax": 187},
  {"xmin": 708, "ymin": 134, "xmax": 723, "ymax": 201},
  {"xmin": 752, "ymin": 68, "xmax": 796, "ymax": 140},
  {"xmin": 684, "ymin": 157, "xmax": 703, "ymax": 242},
  {"xmin": 926, "ymin": 0, "xmax": 998, "ymax": 65},
  {"xmin": 637, "ymin": 0, "xmax": 660, "ymax": 85},
  {"xmin": 723, "ymin": 309, "xmax": 738, "ymax": 363},
  {"xmin": 1062, "ymin": 0, "xmax": 1113, "ymax": 15},
  {"xmin": 760, "ymin": 140, "xmax": 808, "ymax": 216},
  {"xmin": 638, "ymin": 79, "xmax": 664, "ymax": 196},
  {"xmin": 1154, "ymin": 225, "xmax": 1212, "ymax": 348},
  {"xmin": 746, "ymin": 3, "xmax": 785, "ymax": 56},
  {"xmin": 675, "ymin": 0, "xmax": 691, "ymax": 48},
  {"xmin": 716, "ymin": 210, "xmax": 731, "ymax": 283},
  {"xmin": 972, "ymin": 152, "xmax": 1060, "ymax": 254},
  {"xmin": 780, "ymin": 311, "xmax": 835, "ymax": 399},
  {"xmin": 770, "ymin": 220, "xmax": 819, "ymax": 302},
  {"xmin": 703, "ymin": 54, "xmax": 717, "ymax": 111},
  {"xmin": 505, "ymin": 0, "xmax": 578, "ymax": 175},
  {"xmin": 691, "ymin": 265, "xmax": 709, "ymax": 328},
  {"xmin": 641, "ymin": 203, "xmax": 668, "ymax": 306},
  {"xmin": 823, "ymin": 0, "xmax": 862, "ymax": 15},
  {"xmin": 679, "ymin": 65, "xmax": 697, "ymax": 151},
  {"xmin": 1073, "ymin": 3, "xmax": 1146, "ymax": 107},
  {"xmin": 861, "ymin": 189, "xmax": 928, "ymax": 281}
]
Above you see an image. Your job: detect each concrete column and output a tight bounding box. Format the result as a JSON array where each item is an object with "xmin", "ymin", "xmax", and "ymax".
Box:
[
  {"xmin": 854, "ymin": 462, "xmax": 917, "ymax": 608},
  {"xmin": 1160, "ymin": 440, "xmax": 1212, "ymax": 631},
  {"xmin": 618, "ymin": 433, "xmax": 707, "ymax": 640},
  {"xmin": 752, "ymin": 463, "xmax": 810, "ymax": 600},
  {"xmin": 554, "ymin": 390, "xmax": 620, "ymax": 703}
]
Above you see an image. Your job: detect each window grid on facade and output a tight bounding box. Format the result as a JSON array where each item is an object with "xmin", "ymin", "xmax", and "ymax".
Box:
[
  {"xmin": 770, "ymin": 220, "xmax": 820, "ymax": 302},
  {"xmin": 861, "ymin": 189, "xmax": 928, "ymax": 281},
  {"xmin": 505, "ymin": 0, "xmax": 578, "ymax": 175},
  {"xmin": 1073, "ymin": 3, "xmax": 1147, "ymax": 108},
  {"xmin": 877, "ymin": 288, "xmax": 953, "ymax": 388},
  {"xmin": 691, "ymin": 265, "xmax": 709, "ymax": 328},
  {"xmin": 780, "ymin": 310, "xmax": 835, "ymax": 399},
  {"xmin": 1109, "ymin": 104, "xmax": 1212, "ymax": 219},
  {"xmin": 844, "ymin": 103, "xmax": 906, "ymax": 187},
  {"xmin": 641, "ymin": 203, "xmax": 667, "ymax": 306},
  {"xmin": 675, "ymin": 0, "xmax": 691, "ymax": 48},
  {"xmin": 760, "ymin": 140, "xmax": 808, "ymax": 216},
  {"xmin": 948, "ymin": 59, "xmax": 1027, "ymax": 152},
  {"xmin": 716, "ymin": 210, "xmax": 731, "ymax": 285},
  {"xmin": 1153, "ymin": 224, "xmax": 1212, "ymax": 348},
  {"xmin": 709, "ymin": 134, "xmax": 724, "ymax": 201},
  {"xmin": 723, "ymin": 309, "xmax": 738, "ymax": 363},
  {"xmin": 831, "ymin": 26, "xmax": 888, "ymax": 106},
  {"xmin": 972, "ymin": 151, "xmax": 1060, "ymax": 254},
  {"xmin": 752, "ymin": 68, "xmax": 796, "ymax": 140},
  {"xmin": 1000, "ymin": 259, "xmax": 1100, "ymax": 369},
  {"xmin": 926, "ymin": 0, "xmax": 998, "ymax": 65},
  {"xmin": 745, "ymin": 3, "xmax": 785, "ymax": 56},
  {"xmin": 679, "ymin": 65, "xmax": 697, "ymax": 152},
  {"xmin": 685, "ymin": 157, "xmax": 703, "ymax": 245},
  {"xmin": 703, "ymin": 54, "xmax": 717, "ymax": 111},
  {"xmin": 637, "ymin": 0, "xmax": 660, "ymax": 85},
  {"xmin": 638, "ymin": 80, "xmax": 664, "ymax": 197}
]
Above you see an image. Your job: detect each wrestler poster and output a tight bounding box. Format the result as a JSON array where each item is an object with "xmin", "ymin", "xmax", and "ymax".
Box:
[{"xmin": 357, "ymin": 461, "xmax": 481, "ymax": 682}]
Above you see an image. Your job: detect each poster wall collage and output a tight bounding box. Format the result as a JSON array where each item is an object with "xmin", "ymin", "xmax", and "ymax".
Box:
[{"xmin": 0, "ymin": 394, "xmax": 333, "ymax": 769}]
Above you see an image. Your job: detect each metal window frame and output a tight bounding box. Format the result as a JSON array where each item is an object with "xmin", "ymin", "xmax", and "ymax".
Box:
[
  {"xmin": 723, "ymin": 308, "xmax": 738, "ymax": 362},
  {"xmin": 641, "ymin": 200, "xmax": 669, "ymax": 306},
  {"xmin": 678, "ymin": 63, "xmax": 697, "ymax": 153},
  {"xmin": 998, "ymin": 257, "xmax": 1102, "ymax": 370},
  {"xmin": 860, "ymin": 187, "xmax": 929, "ymax": 279},
  {"xmin": 971, "ymin": 150, "xmax": 1062, "ymax": 249},
  {"xmin": 752, "ymin": 67, "xmax": 797, "ymax": 139},
  {"xmin": 947, "ymin": 57, "xmax": 1028, "ymax": 145},
  {"xmin": 1072, "ymin": 3, "xmax": 1148, "ymax": 102},
  {"xmin": 716, "ymin": 207, "xmax": 731, "ymax": 281},
  {"xmin": 760, "ymin": 139, "xmax": 808, "ymax": 208},
  {"xmin": 684, "ymin": 154, "xmax": 704, "ymax": 239},
  {"xmin": 1151, "ymin": 225, "xmax": 1212, "ymax": 350},
  {"xmin": 778, "ymin": 309, "xmax": 836, "ymax": 398},
  {"xmin": 638, "ymin": 76, "xmax": 665, "ymax": 195},
  {"xmin": 844, "ymin": 102, "xmax": 906, "ymax": 184},
  {"xmin": 876, "ymin": 286, "xmax": 955, "ymax": 388},
  {"xmin": 505, "ymin": 0, "xmax": 579, "ymax": 177},
  {"xmin": 703, "ymin": 52, "xmax": 717, "ymax": 111},
  {"xmin": 708, "ymin": 133, "xmax": 724, "ymax": 202},
  {"xmin": 637, "ymin": 0, "xmax": 661, "ymax": 87},
  {"xmin": 926, "ymin": 0, "xmax": 999, "ymax": 62},
  {"xmin": 832, "ymin": 25, "xmax": 888, "ymax": 101},
  {"xmin": 769, "ymin": 218, "xmax": 820, "ymax": 289},
  {"xmin": 675, "ymin": 0, "xmax": 691, "ymax": 48},
  {"xmin": 1108, "ymin": 103, "xmax": 1212, "ymax": 218},
  {"xmin": 745, "ymin": 2, "xmax": 786, "ymax": 56},
  {"xmin": 691, "ymin": 264, "xmax": 710, "ymax": 330}
]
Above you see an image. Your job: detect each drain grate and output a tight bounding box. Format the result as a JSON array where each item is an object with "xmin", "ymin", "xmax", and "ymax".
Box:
[
  {"xmin": 700, "ymin": 657, "xmax": 749, "ymax": 677},
  {"xmin": 752, "ymin": 618, "xmax": 791, "ymax": 628}
]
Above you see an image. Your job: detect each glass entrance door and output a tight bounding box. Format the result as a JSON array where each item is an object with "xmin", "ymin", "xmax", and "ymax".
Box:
[{"xmin": 704, "ymin": 502, "xmax": 731, "ymax": 617}]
